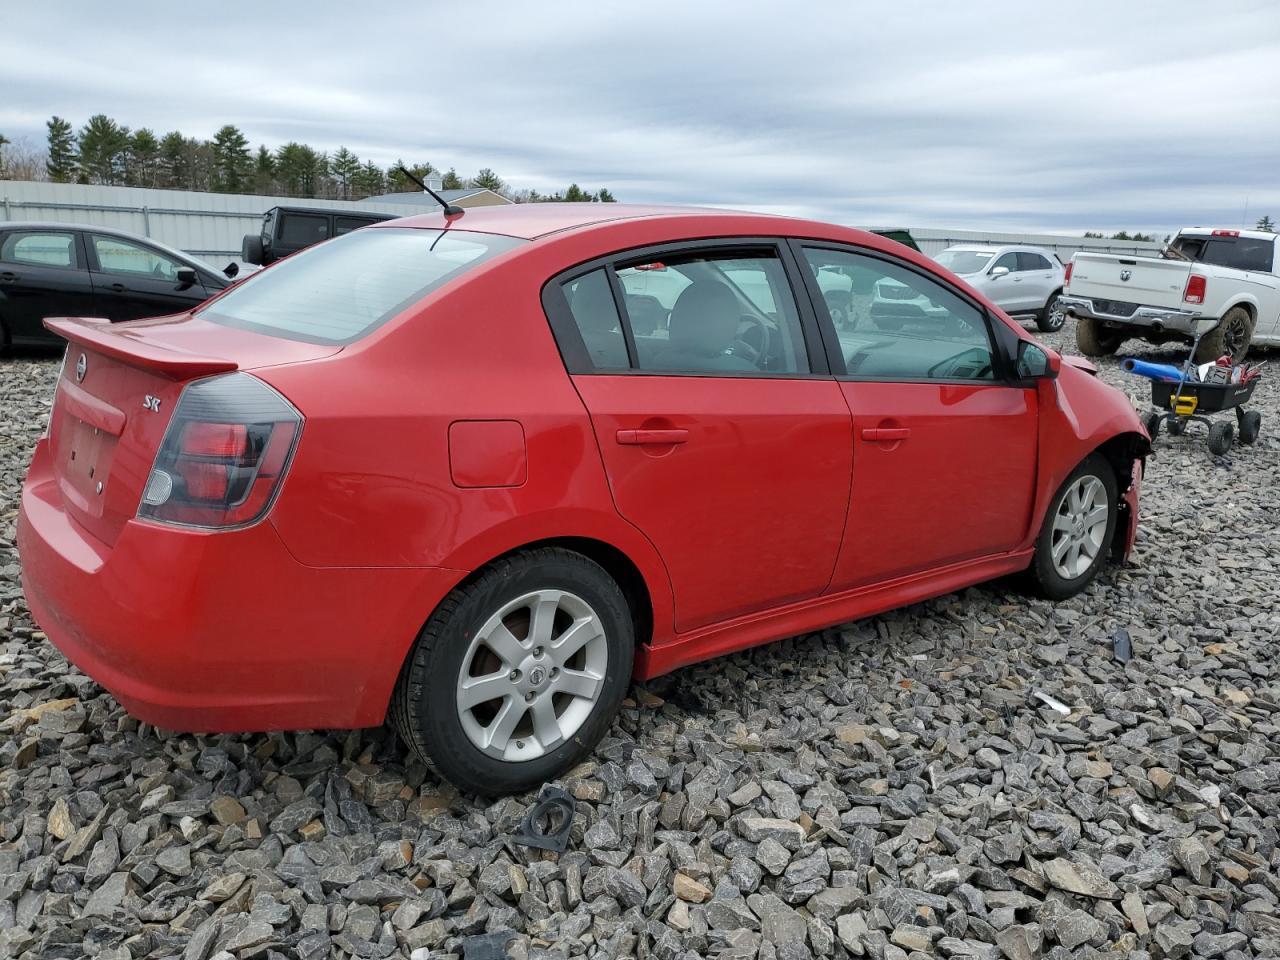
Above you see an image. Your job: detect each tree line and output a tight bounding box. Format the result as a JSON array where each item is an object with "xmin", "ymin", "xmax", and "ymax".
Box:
[
  {"xmin": 1084, "ymin": 216, "xmax": 1276, "ymax": 241},
  {"xmin": 0, "ymin": 116, "xmax": 617, "ymax": 204}
]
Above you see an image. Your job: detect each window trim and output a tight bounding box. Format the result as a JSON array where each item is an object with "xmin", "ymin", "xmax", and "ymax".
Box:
[
  {"xmin": 541, "ymin": 236, "xmax": 832, "ymax": 379},
  {"xmin": 0, "ymin": 229, "xmax": 84, "ymax": 271},
  {"xmin": 787, "ymin": 239, "xmax": 1021, "ymax": 385}
]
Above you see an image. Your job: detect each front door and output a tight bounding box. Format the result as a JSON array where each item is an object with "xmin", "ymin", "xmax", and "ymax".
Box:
[
  {"xmin": 795, "ymin": 243, "xmax": 1039, "ymax": 590},
  {"xmin": 0, "ymin": 229, "xmax": 95, "ymax": 343},
  {"xmin": 549, "ymin": 246, "xmax": 853, "ymax": 633},
  {"xmin": 87, "ymin": 234, "xmax": 211, "ymax": 321}
]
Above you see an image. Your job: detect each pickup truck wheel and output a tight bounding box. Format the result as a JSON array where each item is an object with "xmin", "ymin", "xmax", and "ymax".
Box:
[
  {"xmin": 1194, "ymin": 307, "xmax": 1252, "ymax": 364},
  {"xmin": 1026, "ymin": 454, "xmax": 1118, "ymax": 600},
  {"xmin": 390, "ymin": 547, "xmax": 634, "ymax": 796},
  {"xmin": 1037, "ymin": 291, "xmax": 1066, "ymax": 332},
  {"xmin": 1075, "ymin": 316, "xmax": 1123, "ymax": 356}
]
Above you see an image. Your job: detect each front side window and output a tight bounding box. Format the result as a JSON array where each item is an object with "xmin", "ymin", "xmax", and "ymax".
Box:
[
  {"xmin": 991, "ymin": 252, "xmax": 1019, "ymax": 273},
  {"xmin": 92, "ymin": 235, "xmax": 181, "ymax": 280},
  {"xmin": 1, "ymin": 231, "xmax": 77, "ymax": 268},
  {"xmin": 934, "ymin": 250, "xmax": 994, "ymax": 275},
  {"xmin": 278, "ymin": 213, "xmax": 330, "ymax": 246},
  {"xmin": 200, "ymin": 227, "xmax": 525, "ymax": 344},
  {"xmin": 802, "ymin": 246, "xmax": 996, "ymax": 382},
  {"xmin": 617, "ymin": 250, "xmax": 809, "ymax": 375}
]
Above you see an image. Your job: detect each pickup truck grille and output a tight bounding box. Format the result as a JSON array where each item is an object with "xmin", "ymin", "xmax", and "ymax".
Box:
[{"xmin": 1089, "ymin": 298, "xmax": 1139, "ymax": 318}]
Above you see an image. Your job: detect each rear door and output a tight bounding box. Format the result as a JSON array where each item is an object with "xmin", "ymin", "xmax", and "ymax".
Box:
[
  {"xmin": 1017, "ymin": 251, "xmax": 1056, "ymax": 311},
  {"xmin": 0, "ymin": 228, "xmax": 95, "ymax": 344},
  {"xmin": 545, "ymin": 241, "xmax": 853, "ymax": 633},
  {"xmin": 794, "ymin": 242, "xmax": 1038, "ymax": 589},
  {"xmin": 87, "ymin": 234, "xmax": 213, "ymax": 321}
]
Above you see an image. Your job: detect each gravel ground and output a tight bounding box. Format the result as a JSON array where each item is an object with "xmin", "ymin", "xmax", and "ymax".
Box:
[{"xmin": 2, "ymin": 328, "xmax": 1279, "ymax": 960}]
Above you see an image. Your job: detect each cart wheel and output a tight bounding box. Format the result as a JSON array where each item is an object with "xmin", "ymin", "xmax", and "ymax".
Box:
[
  {"xmin": 1238, "ymin": 410, "xmax": 1261, "ymax": 445},
  {"xmin": 1141, "ymin": 410, "xmax": 1162, "ymax": 440},
  {"xmin": 1207, "ymin": 420, "xmax": 1234, "ymax": 456},
  {"xmin": 1167, "ymin": 418, "xmax": 1186, "ymax": 437}
]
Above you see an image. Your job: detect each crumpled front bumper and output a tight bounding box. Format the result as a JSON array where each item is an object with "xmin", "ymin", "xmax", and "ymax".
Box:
[{"xmin": 1061, "ymin": 295, "xmax": 1201, "ymax": 336}]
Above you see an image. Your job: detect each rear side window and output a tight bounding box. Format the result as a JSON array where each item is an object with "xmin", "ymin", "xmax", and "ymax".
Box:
[
  {"xmin": 278, "ymin": 213, "xmax": 330, "ymax": 247},
  {"xmin": 1172, "ymin": 236, "xmax": 1274, "ymax": 272},
  {"xmin": 1017, "ymin": 252, "xmax": 1051, "ymax": 270},
  {"xmin": 1, "ymin": 231, "xmax": 78, "ymax": 268},
  {"xmin": 335, "ymin": 216, "xmax": 378, "ymax": 236},
  {"xmin": 200, "ymin": 228, "xmax": 525, "ymax": 344},
  {"xmin": 564, "ymin": 270, "xmax": 628, "ymax": 369}
]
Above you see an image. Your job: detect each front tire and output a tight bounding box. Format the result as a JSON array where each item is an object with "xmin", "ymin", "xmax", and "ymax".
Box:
[
  {"xmin": 1075, "ymin": 316, "xmax": 1124, "ymax": 356},
  {"xmin": 390, "ymin": 548, "xmax": 633, "ymax": 796},
  {"xmin": 1027, "ymin": 454, "xmax": 1118, "ymax": 600},
  {"xmin": 1194, "ymin": 307, "xmax": 1253, "ymax": 364},
  {"xmin": 1037, "ymin": 290, "xmax": 1066, "ymax": 332}
]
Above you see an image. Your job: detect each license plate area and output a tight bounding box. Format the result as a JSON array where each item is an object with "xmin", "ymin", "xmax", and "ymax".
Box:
[{"xmin": 54, "ymin": 417, "xmax": 119, "ymax": 517}]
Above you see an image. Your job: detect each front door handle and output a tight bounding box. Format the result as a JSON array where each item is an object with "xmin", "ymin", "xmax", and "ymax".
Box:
[
  {"xmin": 0, "ymin": 271, "xmax": 16, "ymax": 283},
  {"xmin": 107, "ymin": 282, "xmax": 126, "ymax": 292},
  {"xmin": 616, "ymin": 428, "xmax": 689, "ymax": 445},
  {"xmin": 861, "ymin": 427, "xmax": 911, "ymax": 442}
]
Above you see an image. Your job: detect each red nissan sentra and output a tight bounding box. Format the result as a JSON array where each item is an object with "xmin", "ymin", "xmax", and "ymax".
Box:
[{"xmin": 18, "ymin": 204, "xmax": 1148, "ymax": 794}]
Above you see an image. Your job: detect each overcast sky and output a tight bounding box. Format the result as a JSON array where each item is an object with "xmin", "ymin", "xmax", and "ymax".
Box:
[{"xmin": 3, "ymin": 1, "xmax": 1278, "ymax": 236}]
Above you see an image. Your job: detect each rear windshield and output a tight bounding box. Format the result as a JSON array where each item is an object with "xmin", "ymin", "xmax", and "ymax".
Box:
[
  {"xmin": 1170, "ymin": 235, "xmax": 1274, "ymax": 272},
  {"xmin": 200, "ymin": 228, "xmax": 525, "ymax": 344}
]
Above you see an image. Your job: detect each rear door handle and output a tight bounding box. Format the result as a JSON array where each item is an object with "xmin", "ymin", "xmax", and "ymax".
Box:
[
  {"xmin": 616, "ymin": 428, "xmax": 689, "ymax": 445},
  {"xmin": 0, "ymin": 271, "xmax": 16, "ymax": 283},
  {"xmin": 107, "ymin": 282, "xmax": 126, "ymax": 292},
  {"xmin": 862, "ymin": 427, "xmax": 911, "ymax": 442}
]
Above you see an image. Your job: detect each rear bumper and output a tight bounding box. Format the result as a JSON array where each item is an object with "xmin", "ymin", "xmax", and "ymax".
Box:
[
  {"xmin": 18, "ymin": 439, "xmax": 465, "ymax": 732},
  {"xmin": 1061, "ymin": 295, "xmax": 1201, "ymax": 336}
]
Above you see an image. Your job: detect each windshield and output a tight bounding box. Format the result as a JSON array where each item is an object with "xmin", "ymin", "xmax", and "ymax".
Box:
[
  {"xmin": 935, "ymin": 250, "xmax": 994, "ymax": 275},
  {"xmin": 200, "ymin": 228, "xmax": 525, "ymax": 344}
]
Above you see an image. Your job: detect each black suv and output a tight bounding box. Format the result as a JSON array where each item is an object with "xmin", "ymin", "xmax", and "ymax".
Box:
[
  {"xmin": 242, "ymin": 206, "xmax": 395, "ymax": 266},
  {"xmin": 0, "ymin": 222, "xmax": 233, "ymax": 349}
]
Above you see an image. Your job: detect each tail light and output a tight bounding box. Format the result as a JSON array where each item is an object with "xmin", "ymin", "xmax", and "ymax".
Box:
[
  {"xmin": 1183, "ymin": 275, "xmax": 1207, "ymax": 305},
  {"xmin": 1211, "ymin": 229, "xmax": 1240, "ymax": 237},
  {"xmin": 1063, "ymin": 262, "xmax": 1074, "ymax": 288},
  {"xmin": 139, "ymin": 373, "xmax": 302, "ymax": 529}
]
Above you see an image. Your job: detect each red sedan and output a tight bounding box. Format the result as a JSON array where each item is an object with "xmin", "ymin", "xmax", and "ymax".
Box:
[{"xmin": 18, "ymin": 204, "xmax": 1147, "ymax": 794}]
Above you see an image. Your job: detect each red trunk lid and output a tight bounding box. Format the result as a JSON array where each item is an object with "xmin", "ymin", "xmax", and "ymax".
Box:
[{"xmin": 44, "ymin": 313, "xmax": 336, "ymax": 546}]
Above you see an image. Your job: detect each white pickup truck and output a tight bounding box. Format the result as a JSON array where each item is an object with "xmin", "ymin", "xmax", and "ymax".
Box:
[{"xmin": 1060, "ymin": 228, "xmax": 1280, "ymax": 362}]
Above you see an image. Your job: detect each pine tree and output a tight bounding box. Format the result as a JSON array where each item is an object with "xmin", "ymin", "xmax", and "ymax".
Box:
[
  {"xmin": 471, "ymin": 168, "xmax": 504, "ymax": 193},
  {"xmin": 78, "ymin": 114, "xmax": 131, "ymax": 185},
  {"xmin": 597, "ymin": 188, "xmax": 616, "ymax": 203},
  {"xmin": 331, "ymin": 147, "xmax": 360, "ymax": 199},
  {"xmin": 353, "ymin": 160, "xmax": 385, "ymax": 197},
  {"xmin": 211, "ymin": 125, "xmax": 252, "ymax": 192},
  {"xmin": 1256, "ymin": 215, "xmax": 1275, "ymax": 233},
  {"xmin": 128, "ymin": 129, "xmax": 160, "ymax": 187},
  {"xmin": 253, "ymin": 145, "xmax": 275, "ymax": 193},
  {"xmin": 441, "ymin": 168, "xmax": 463, "ymax": 190},
  {"xmin": 157, "ymin": 131, "xmax": 188, "ymax": 188},
  {"xmin": 46, "ymin": 117, "xmax": 78, "ymax": 182}
]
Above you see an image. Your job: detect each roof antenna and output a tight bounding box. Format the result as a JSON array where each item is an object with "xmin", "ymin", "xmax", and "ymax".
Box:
[{"xmin": 397, "ymin": 165, "xmax": 464, "ymax": 217}]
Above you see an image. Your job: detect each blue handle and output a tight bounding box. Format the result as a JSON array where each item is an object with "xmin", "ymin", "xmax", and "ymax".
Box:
[{"xmin": 1121, "ymin": 358, "xmax": 1184, "ymax": 381}]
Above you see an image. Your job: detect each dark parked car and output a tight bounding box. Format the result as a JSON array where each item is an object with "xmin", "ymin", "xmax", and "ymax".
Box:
[
  {"xmin": 0, "ymin": 222, "xmax": 233, "ymax": 349},
  {"xmin": 241, "ymin": 206, "xmax": 394, "ymax": 266}
]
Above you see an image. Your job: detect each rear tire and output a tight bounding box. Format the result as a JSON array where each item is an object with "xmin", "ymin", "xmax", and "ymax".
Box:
[
  {"xmin": 1238, "ymin": 409, "xmax": 1261, "ymax": 445},
  {"xmin": 390, "ymin": 547, "xmax": 634, "ymax": 796},
  {"xmin": 1037, "ymin": 290, "xmax": 1066, "ymax": 332},
  {"xmin": 1194, "ymin": 307, "xmax": 1252, "ymax": 364},
  {"xmin": 1075, "ymin": 316, "xmax": 1123, "ymax": 356},
  {"xmin": 1207, "ymin": 420, "xmax": 1234, "ymax": 456},
  {"xmin": 1026, "ymin": 454, "xmax": 1118, "ymax": 601}
]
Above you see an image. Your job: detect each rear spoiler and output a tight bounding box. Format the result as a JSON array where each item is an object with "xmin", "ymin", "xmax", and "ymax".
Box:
[{"xmin": 44, "ymin": 317, "xmax": 238, "ymax": 378}]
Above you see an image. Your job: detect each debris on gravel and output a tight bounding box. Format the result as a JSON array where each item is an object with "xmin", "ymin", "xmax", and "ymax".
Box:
[{"xmin": 2, "ymin": 332, "xmax": 1279, "ymax": 960}]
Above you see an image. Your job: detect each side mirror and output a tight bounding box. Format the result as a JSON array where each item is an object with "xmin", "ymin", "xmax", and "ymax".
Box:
[
  {"xmin": 223, "ymin": 262, "xmax": 240, "ymax": 279},
  {"xmin": 1016, "ymin": 341, "xmax": 1059, "ymax": 379},
  {"xmin": 990, "ymin": 265, "xmax": 1011, "ymax": 278},
  {"xmin": 175, "ymin": 266, "xmax": 198, "ymax": 289}
]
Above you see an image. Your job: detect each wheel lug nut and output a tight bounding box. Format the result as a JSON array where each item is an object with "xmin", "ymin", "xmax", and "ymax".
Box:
[
  {"xmin": 550, "ymin": 667, "xmax": 559, "ymax": 678},
  {"xmin": 533, "ymin": 647, "xmax": 544, "ymax": 658},
  {"xmin": 509, "ymin": 670, "xmax": 521, "ymax": 681},
  {"xmin": 525, "ymin": 692, "xmax": 535, "ymax": 702}
]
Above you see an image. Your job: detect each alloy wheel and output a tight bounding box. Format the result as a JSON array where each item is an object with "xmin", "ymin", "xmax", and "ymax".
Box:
[
  {"xmin": 1050, "ymin": 475, "xmax": 1109, "ymax": 580},
  {"xmin": 1223, "ymin": 316, "xmax": 1248, "ymax": 360},
  {"xmin": 1046, "ymin": 297, "xmax": 1066, "ymax": 330},
  {"xmin": 456, "ymin": 589, "xmax": 608, "ymax": 762}
]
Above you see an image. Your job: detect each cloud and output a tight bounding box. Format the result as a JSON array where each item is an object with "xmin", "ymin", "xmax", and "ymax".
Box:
[{"xmin": 3, "ymin": 0, "xmax": 1278, "ymax": 235}]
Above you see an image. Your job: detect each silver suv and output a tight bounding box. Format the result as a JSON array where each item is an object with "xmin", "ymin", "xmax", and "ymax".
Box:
[{"xmin": 935, "ymin": 245, "xmax": 1067, "ymax": 332}]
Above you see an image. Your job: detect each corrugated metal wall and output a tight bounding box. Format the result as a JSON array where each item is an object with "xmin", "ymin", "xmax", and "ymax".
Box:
[
  {"xmin": 1, "ymin": 180, "xmax": 1168, "ymax": 270},
  {"xmin": 0, "ymin": 180, "xmax": 426, "ymax": 269}
]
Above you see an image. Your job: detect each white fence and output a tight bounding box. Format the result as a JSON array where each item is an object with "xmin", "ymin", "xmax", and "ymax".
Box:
[
  {"xmin": 0, "ymin": 181, "xmax": 427, "ymax": 269},
  {"xmin": 1, "ymin": 180, "xmax": 1167, "ymax": 270}
]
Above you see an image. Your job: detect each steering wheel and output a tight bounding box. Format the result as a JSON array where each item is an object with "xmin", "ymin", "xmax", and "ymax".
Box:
[{"xmin": 731, "ymin": 314, "xmax": 771, "ymax": 366}]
